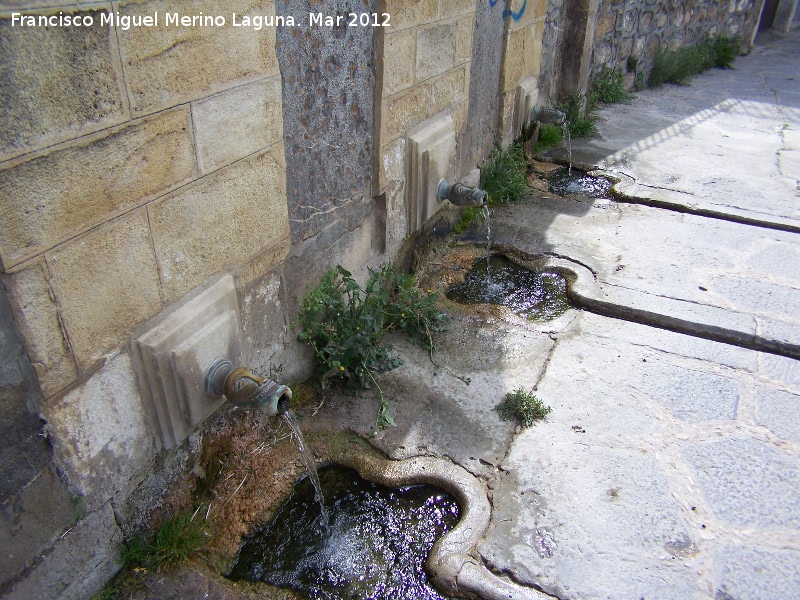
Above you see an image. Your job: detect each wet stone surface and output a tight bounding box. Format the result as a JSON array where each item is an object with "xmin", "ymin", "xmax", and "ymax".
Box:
[
  {"xmin": 230, "ymin": 465, "xmax": 459, "ymax": 600},
  {"xmin": 445, "ymin": 255, "xmax": 571, "ymax": 321}
]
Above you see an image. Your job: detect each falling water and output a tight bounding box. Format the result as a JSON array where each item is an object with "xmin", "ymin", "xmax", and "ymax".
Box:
[
  {"xmin": 282, "ymin": 409, "xmax": 330, "ymax": 533},
  {"xmin": 561, "ymin": 121, "xmax": 573, "ymax": 176},
  {"xmin": 483, "ymin": 204, "xmax": 492, "ymax": 272}
]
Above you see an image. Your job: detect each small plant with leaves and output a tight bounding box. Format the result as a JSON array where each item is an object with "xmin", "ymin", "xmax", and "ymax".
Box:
[
  {"xmin": 649, "ymin": 36, "xmax": 742, "ymax": 87},
  {"xmin": 588, "ymin": 65, "xmax": 633, "ymax": 108},
  {"xmin": 122, "ymin": 511, "xmax": 206, "ymax": 569},
  {"xmin": 294, "ymin": 264, "xmax": 448, "ymax": 428},
  {"xmin": 480, "ymin": 142, "xmax": 531, "ymax": 204},
  {"xmin": 495, "ymin": 388, "xmax": 551, "ymax": 427},
  {"xmin": 559, "ymin": 92, "xmax": 598, "ymax": 138}
]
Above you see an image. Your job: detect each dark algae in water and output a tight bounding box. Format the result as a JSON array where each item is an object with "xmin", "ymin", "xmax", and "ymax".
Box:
[
  {"xmin": 549, "ymin": 167, "xmax": 612, "ymax": 198},
  {"xmin": 229, "ymin": 465, "xmax": 460, "ymax": 600},
  {"xmin": 446, "ymin": 255, "xmax": 570, "ymax": 321}
]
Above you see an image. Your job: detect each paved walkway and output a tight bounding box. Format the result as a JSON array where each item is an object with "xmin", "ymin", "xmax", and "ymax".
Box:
[{"xmin": 329, "ymin": 31, "xmax": 800, "ymax": 599}]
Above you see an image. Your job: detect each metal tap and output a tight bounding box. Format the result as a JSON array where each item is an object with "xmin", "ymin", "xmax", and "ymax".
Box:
[{"xmin": 205, "ymin": 358, "xmax": 292, "ymax": 417}]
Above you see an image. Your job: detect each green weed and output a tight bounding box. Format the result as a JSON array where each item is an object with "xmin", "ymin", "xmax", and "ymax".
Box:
[
  {"xmin": 480, "ymin": 143, "xmax": 531, "ymax": 204},
  {"xmin": 649, "ymin": 36, "xmax": 742, "ymax": 87},
  {"xmin": 560, "ymin": 92, "xmax": 598, "ymax": 138},
  {"xmin": 294, "ymin": 264, "xmax": 448, "ymax": 428},
  {"xmin": 122, "ymin": 512, "xmax": 205, "ymax": 569},
  {"xmin": 533, "ymin": 123, "xmax": 564, "ymax": 153},
  {"xmin": 588, "ymin": 65, "xmax": 633, "ymax": 108},
  {"xmin": 495, "ymin": 388, "xmax": 552, "ymax": 427},
  {"xmin": 453, "ymin": 205, "xmax": 485, "ymax": 234}
]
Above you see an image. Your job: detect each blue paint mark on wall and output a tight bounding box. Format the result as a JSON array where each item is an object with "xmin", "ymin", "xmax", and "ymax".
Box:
[{"xmin": 503, "ymin": 0, "xmax": 527, "ymax": 21}]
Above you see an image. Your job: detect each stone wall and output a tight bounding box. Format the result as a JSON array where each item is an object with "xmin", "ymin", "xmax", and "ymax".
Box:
[
  {"xmin": 498, "ymin": 0, "xmax": 549, "ymax": 145},
  {"xmin": 377, "ymin": 0, "xmax": 477, "ymax": 256},
  {"xmin": 0, "ymin": 1, "xmax": 289, "ymax": 597},
  {"xmin": 591, "ymin": 0, "xmax": 766, "ymax": 87}
]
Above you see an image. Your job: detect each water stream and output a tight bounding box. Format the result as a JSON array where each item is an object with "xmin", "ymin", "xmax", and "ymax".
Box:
[
  {"xmin": 282, "ymin": 409, "xmax": 330, "ymax": 533},
  {"xmin": 483, "ymin": 204, "xmax": 491, "ymax": 273},
  {"xmin": 561, "ymin": 121, "xmax": 573, "ymax": 175},
  {"xmin": 230, "ymin": 465, "xmax": 459, "ymax": 600}
]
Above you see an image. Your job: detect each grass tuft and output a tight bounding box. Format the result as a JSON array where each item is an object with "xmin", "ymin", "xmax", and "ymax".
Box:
[
  {"xmin": 453, "ymin": 205, "xmax": 485, "ymax": 234},
  {"xmin": 122, "ymin": 512, "xmax": 206, "ymax": 569},
  {"xmin": 480, "ymin": 143, "xmax": 531, "ymax": 204},
  {"xmin": 495, "ymin": 388, "xmax": 552, "ymax": 428},
  {"xmin": 533, "ymin": 124, "xmax": 564, "ymax": 153}
]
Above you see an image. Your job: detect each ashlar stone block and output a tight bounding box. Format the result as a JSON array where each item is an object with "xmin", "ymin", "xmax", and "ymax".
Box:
[
  {"xmin": 4, "ymin": 264, "xmax": 78, "ymax": 398},
  {"xmin": 117, "ymin": 0, "xmax": 280, "ymax": 114},
  {"xmin": 46, "ymin": 210, "xmax": 163, "ymax": 373},
  {"xmin": 384, "ymin": 0, "xmax": 439, "ymax": 31},
  {"xmin": 150, "ymin": 146, "xmax": 289, "ymax": 303},
  {"xmin": 45, "ymin": 354, "xmax": 157, "ymax": 511},
  {"xmin": 430, "ymin": 66, "xmax": 468, "ymax": 114},
  {"xmin": 192, "ymin": 77, "xmax": 283, "ymax": 174},
  {"xmin": 383, "ymin": 29, "xmax": 416, "ymax": 97},
  {"xmin": 416, "ymin": 23, "xmax": 456, "ymax": 81},
  {"xmin": 455, "ymin": 15, "xmax": 474, "ymax": 64},
  {"xmin": 381, "ymin": 84, "xmax": 431, "ymax": 143},
  {"xmin": 0, "ymin": 9, "xmax": 125, "ymax": 160},
  {"xmin": 0, "ymin": 108, "xmax": 195, "ymax": 268}
]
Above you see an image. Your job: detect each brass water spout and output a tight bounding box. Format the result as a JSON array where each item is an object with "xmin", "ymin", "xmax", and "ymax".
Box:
[
  {"xmin": 532, "ymin": 106, "xmax": 566, "ymax": 125},
  {"xmin": 437, "ymin": 179, "xmax": 488, "ymax": 207},
  {"xmin": 205, "ymin": 358, "xmax": 292, "ymax": 417}
]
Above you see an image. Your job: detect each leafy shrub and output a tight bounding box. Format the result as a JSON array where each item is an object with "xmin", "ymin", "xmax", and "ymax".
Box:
[
  {"xmin": 649, "ymin": 36, "xmax": 742, "ymax": 87},
  {"xmin": 294, "ymin": 264, "xmax": 448, "ymax": 428},
  {"xmin": 588, "ymin": 65, "xmax": 633, "ymax": 108},
  {"xmin": 712, "ymin": 36, "xmax": 742, "ymax": 69},
  {"xmin": 481, "ymin": 143, "xmax": 531, "ymax": 204},
  {"xmin": 495, "ymin": 388, "xmax": 551, "ymax": 427},
  {"xmin": 122, "ymin": 512, "xmax": 205, "ymax": 569}
]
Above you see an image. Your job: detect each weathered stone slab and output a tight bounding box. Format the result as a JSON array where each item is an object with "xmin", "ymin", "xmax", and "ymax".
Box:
[
  {"xmin": 0, "ymin": 108, "xmax": 194, "ymax": 267},
  {"xmin": 116, "ymin": 0, "xmax": 279, "ymax": 114},
  {"xmin": 759, "ymin": 352, "xmax": 800, "ymax": 387},
  {"xmin": 192, "ymin": 77, "xmax": 283, "ymax": 174},
  {"xmin": 431, "ymin": 66, "xmax": 468, "ymax": 114},
  {"xmin": 0, "ymin": 464, "xmax": 74, "ymax": 584},
  {"xmin": 46, "ymin": 210, "xmax": 163, "ymax": 372},
  {"xmin": 715, "ymin": 545, "xmax": 800, "ymax": 600},
  {"xmin": 632, "ymin": 362, "xmax": 739, "ymax": 422},
  {"xmin": 46, "ymin": 354, "xmax": 157, "ymax": 511},
  {"xmin": 150, "ymin": 146, "xmax": 289, "ymax": 303},
  {"xmin": 383, "ymin": 29, "xmax": 416, "ymax": 97},
  {"xmin": 481, "ymin": 440, "xmax": 697, "ymax": 599},
  {"xmin": 0, "ymin": 9, "xmax": 124, "ymax": 160},
  {"xmin": 682, "ymin": 437, "xmax": 800, "ymax": 529},
  {"xmin": 382, "ymin": 84, "xmax": 431, "ymax": 143},
  {"xmin": 756, "ymin": 386, "xmax": 800, "ymax": 444},
  {"xmin": 3, "ymin": 502, "xmax": 122, "ymax": 600},
  {"xmin": 384, "ymin": 0, "xmax": 439, "ymax": 31},
  {"xmin": 4, "ymin": 264, "xmax": 78, "ymax": 397},
  {"xmin": 416, "ymin": 23, "xmax": 456, "ymax": 80}
]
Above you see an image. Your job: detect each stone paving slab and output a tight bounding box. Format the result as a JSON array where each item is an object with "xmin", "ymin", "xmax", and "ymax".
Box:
[
  {"xmin": 481, "ymin": 193, "xmax": 800, "ymax": 357},
  {"xmin": 479, "ymin": 312, "xmax": 800, "ymax": 600},
  {"xmin": 545, "ymin": 30, "xmax": 800, "ymax": 228}
]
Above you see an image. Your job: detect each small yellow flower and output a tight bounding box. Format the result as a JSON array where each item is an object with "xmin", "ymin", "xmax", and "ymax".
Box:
[
  {"xmin": 427, "ymin": 289, "xmax": 433, "ymax": 294},
  {"xmin": 340, "ymin": 366, "xmax": 345, "ymax": 371},
  {"xmin": 356, "ymin": 326, "xmax": 360, "ymax": 330},
  {"xmin": 401, "ymin": 313, "xmax": 405, "ymax": 317}
]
